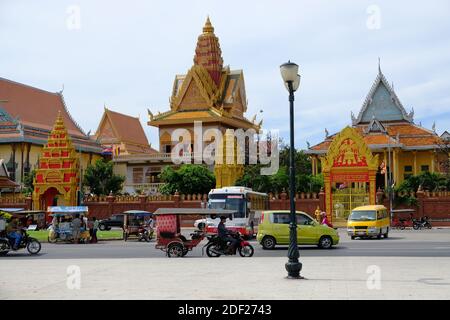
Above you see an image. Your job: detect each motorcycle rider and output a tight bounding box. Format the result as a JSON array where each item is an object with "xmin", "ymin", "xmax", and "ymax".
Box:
[
  {"xmin": 218, "ymin": 216, "xmax": 238, "ymax": 254},
  {"xmin": 6, "ymin": 217, "xmax": 22, "ymax": 250}
]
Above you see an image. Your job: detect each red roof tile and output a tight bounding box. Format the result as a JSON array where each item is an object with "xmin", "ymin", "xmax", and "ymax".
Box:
[{"xmin": 0, "ymin": 77, "xmax": 85, "ymax": 137}]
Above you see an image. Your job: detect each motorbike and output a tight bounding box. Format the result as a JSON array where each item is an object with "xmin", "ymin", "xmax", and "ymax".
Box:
[
  {"xmin": 413, "ymin": 216, "xmax": 432, "ymax": 230},
  {"xmin": 392, "ymin": 218, "xmax": 407, "ymax": 230},
  {"xmin": 137, "ymin": 225, "xmax": 154, "ymax": 242},
  {"xmin": 0, "ymin": 228, "xmax": 42, "ymax": 255},
  {"xmin": 204, "ymin": 231, "xmax": 254, "ymax": 257}
]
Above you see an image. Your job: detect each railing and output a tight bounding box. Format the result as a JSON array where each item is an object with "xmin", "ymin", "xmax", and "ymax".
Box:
[
  {"xmin": 112, "ymin": 152, "xmax": 196, "ymax": 162},
  {"xmin": 0, "ymin": 194, "xmax": 27, "ymax": 204}
]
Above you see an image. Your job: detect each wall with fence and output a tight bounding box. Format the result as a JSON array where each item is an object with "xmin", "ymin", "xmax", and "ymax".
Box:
[
  {"xmin": 3, "ymin": 188, "xmax": 449, "ymax": 226},
  {"xmin": 377, "ymin": 188, "xmax": 450, "ymax": 226},
  {"xmin": 82, "ymin": 191, "xmax": 325, "ymax": 227}
]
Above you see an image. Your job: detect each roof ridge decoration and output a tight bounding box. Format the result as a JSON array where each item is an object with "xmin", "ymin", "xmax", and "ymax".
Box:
[
  {"xmin": 353, "ymin": 67, "xmax": 414, "ymax": 125},
  {"xmin": 57, "ymin": 92, "xmax": 87, "ymax": 137},
  {"xmin": 365, "ymin": 116, "xmax": 387, "ymax": 133},
  {"xmin": 0, "ymin": 76, "xmax": 61, "ymax": 97}
]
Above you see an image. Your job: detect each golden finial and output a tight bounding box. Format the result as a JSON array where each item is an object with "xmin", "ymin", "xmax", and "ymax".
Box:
[{"xmin": 203, "ymin": 16, "xmax": 214, "ymax": 34}]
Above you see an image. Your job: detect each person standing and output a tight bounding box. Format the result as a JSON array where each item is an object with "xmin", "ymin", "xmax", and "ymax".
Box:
[
  {"xmin": 72, "ymin": 214, "xmax": 82, "ymax": 244},
  {"xmin": 92, "ymin": 217, "xmax": 99, "ymax": 243}
]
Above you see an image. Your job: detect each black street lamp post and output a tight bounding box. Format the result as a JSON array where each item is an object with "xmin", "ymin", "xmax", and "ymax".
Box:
[{"xmin": 280, "ymin": 61, "xmax": 303, "ymax": 279}]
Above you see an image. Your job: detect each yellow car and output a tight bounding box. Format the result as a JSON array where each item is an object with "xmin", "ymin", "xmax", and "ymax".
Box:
[
  {"xmin": 347, "ymin": 205, "xmax": 390, "ymax": 240},
  {"xmin": 256, "ymin": 210, "xmax": 340, "ymax": 249}
]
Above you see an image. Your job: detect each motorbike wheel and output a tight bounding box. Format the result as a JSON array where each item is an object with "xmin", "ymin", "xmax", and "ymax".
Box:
[
  {"xmin": 167, "ymin": 243, "xmax": 184, "ymax": 258},
  {"xmin": 0, "ymin": 240, "xmax": 10, "ymax": 255},
  {"xmin": 206, "ymin": 243, "xmax": 221, "ymax": 257},
  {"xmin": 26, "ymin": 239, "xmax": 41, "ymax": 255},
  {"xmin": 238, "ymin": 244, "xmax": 254, "ymax": 257},
  {"xmin": 145, "ymin": 236, "xmax": 151, "ymax": 242},
  {"xmin": 413, "ymin": 224, "xmax": 420, "ymax": 230}
]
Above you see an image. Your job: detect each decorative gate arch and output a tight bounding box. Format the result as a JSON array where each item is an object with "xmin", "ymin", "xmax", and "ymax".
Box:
[{"xmin": 321, "ymin": 127, "xmax": 379, "ymax": 221}]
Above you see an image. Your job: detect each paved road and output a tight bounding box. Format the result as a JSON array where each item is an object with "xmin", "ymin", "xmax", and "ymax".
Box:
[{"xmin": 2, "ymin": 228, "xmax": 450, "ymax": 260}]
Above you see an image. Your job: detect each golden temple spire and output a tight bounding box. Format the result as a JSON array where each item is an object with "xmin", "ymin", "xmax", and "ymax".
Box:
[
  {"xmin": 203, "ymin": 16, "xmax": 214, "ymax": 34},
  {"xmin": 194, "ymin": 17, "xmax": 223, "ymax": 86}
]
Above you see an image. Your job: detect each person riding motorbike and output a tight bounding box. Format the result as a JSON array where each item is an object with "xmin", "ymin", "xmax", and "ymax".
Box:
[
  {"xmin": 218, "ymin": 216, "xmax": 238, "ymax": 254},
  {"xmin": 6, "ymin": 217, "xmax": 22, "ymax": 250}
]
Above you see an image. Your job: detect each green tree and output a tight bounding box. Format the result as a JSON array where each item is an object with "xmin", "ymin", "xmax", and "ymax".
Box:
[
  {"xmin": 83, "ymin": 159, "xmax": 125, "ymax": 196},
  {"xmin": 279, "ymin": 145, "xmax": 312, "ymax": 176},
  {"xmin": 22, "ymin": 169, "xmax": 36, "ymax": 195},
  {"xmin": 159, "ymin": 164, "xmax": 215, "ymax": 195}
]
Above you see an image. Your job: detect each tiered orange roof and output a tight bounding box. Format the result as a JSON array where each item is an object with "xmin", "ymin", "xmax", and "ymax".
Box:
[
  {"xmin": 307, "ymin": 68, "xmax": 443, "ymax": 153},
  {"xmin": 0, "ymin": 77, "xmax": 102, "ymax": 153},
  {"xmin": 95, "ymin": 108, "xmax": 157, "ymax": 154}
]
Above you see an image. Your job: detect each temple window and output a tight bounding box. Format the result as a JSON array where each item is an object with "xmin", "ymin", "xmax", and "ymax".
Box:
[
  {"xmin": 132, "ymin": 167, "xmax": 143, "ymax": 184},
  {"xmin": 404, "ymin": 165, "xmax": 413, "ymax": 180},
  {"xmin": 421, "ymin": 165, "xmax": 429, "ymax": 172}
]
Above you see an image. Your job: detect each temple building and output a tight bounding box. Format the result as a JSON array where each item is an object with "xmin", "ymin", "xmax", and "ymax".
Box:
[
  {"xmin": 94, "ymin": 107, "xmax": 157, "ymax": 157},
  {"xmin": 148, "ymin": 17, "xmax": 262, "ymax": 186},
  {"xmin": 306, "ymin": 67, "xmax": 447, "ymax": 219},
  {"xmin": 125, "ymin": 17, "xmax": 261, "ymax": 191},
  {"xmin": 0, "ymin": 77, "xmax": 103, "ymax": 189}
]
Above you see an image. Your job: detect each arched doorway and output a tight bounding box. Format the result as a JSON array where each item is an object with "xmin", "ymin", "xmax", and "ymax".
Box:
[
  {"xmin": 321, "ymin": 127, "xmax": 379, "ymax": 222},
  {"xmin": 40, "ymin": 187, "xmax": 62, "ymax": 223}
]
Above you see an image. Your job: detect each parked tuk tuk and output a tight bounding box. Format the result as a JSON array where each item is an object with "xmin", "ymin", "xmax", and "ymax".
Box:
[
  {"xmin": 153, "ymin": 208, "xmax": 235, "ymax": 257},
  {"xmin": 123, "ymin": 210, "xmax": 154, "ymax": 241},
  {"xmin": 47, "ymin": 206, "xmax": 90, "ymax": 243}
]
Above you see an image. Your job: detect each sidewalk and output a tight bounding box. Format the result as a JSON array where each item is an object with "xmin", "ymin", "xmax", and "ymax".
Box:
[{"xmin": 1, "ymin": 256, "xmax": 450, "ymax": 299}]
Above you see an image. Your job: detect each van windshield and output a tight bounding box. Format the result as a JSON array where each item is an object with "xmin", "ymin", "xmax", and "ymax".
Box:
[
  {"xmin": 208, "ymin": 194, "xmax": 246, "ymax": 218},
  {"xmin": 349, "ymin": 210, "xmax": 377, "ymax": 221}
]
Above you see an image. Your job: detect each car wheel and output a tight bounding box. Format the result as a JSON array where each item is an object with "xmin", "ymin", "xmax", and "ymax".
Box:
[
  {"xmin": 197, "ymin": 222, "xmax": 205, "ymax": 230},
  {"xmin": 261, "ymin": 236, "xmax": 276, "ymax": 250},
  {"xmin": 318, "ymin": 236, "xmax": 333, "ymax": 249},
  {"xmin": 350, "ymin": 236, "xmax": 356, "ymax": 240},
  {"xmin": 99, "ymin": 224, "xmax": 106, "ymax": 231}
]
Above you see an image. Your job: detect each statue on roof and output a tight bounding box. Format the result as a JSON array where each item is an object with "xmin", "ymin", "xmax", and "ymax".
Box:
[
  {"xmin": 147, "ymin": 109, "xmax": 154, "ymax": 121},
  {"xmin": 325, "ymin": 128, "xmax": 329, "ymax": 138},
  {"xmin": 432, "ymin": 121, "xmax": 436, "ymax": 132}
]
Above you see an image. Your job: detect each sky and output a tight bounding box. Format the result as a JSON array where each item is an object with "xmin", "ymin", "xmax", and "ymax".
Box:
[{"xmin": 1, "ymin": 0, "xmax": 450, "ymax": 150}]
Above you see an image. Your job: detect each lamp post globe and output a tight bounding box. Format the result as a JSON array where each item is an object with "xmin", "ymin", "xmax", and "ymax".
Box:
[{"xmin": 280, "ymin": 60, "xmax": 303, "ymax": 279}]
